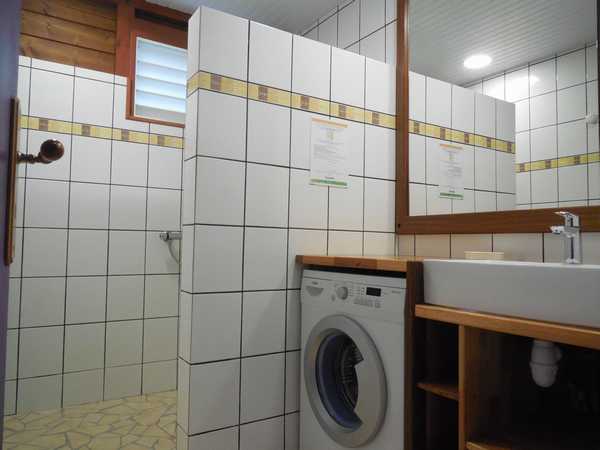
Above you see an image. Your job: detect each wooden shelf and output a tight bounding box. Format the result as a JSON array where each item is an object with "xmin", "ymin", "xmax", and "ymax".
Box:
[
  {"xmin": 417, "ymin": 380, "xmax": 458, "ymax": 401},
  {"xmin": 296, "ymin": 254, "xmax": 424, "ymax": 272},
  {"xmin": 415, "ymin": 304, "xmax": 600, "ymax": 350},
  {"xmin": 467, "ymin": 441, "xmax": 510, "ymax": 450}
]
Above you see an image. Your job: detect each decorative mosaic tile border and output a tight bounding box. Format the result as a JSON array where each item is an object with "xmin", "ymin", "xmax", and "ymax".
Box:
[
  {"xmin": 516, "ymin": 152, "xmax": 600, "ymax": 173},
  {"xmin": 187, "ymin": 70, "xmax": 396, "ymax": 130},
  {"xmin": 20, "ymin": 116, "xmax": 184, "ymax": 150},
  {"xmin": 408, "ymin": 119, "xmax": 515, "ymax": 154}
]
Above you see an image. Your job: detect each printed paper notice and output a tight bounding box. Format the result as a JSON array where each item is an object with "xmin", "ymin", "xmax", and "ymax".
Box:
[
  {"xmin": 438, "ymin": 142, "xmax": 464, "ymax": 200},
  {"xmin": 309, "ymin": 118, "xmax": 348, "ymax": 188}
]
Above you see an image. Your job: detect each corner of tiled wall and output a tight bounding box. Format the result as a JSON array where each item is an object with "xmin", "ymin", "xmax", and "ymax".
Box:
[
  {"xmin": 8, "ymin": 52, "xmax": 183, "ymax": 415},
  {"xmin": 179, "ymin": 5, "xmax": 397, "ymax": 449}
]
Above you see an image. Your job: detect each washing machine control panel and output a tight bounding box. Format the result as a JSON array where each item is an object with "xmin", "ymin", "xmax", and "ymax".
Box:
[{"xmin": 332, "ymin": 282, "xmax": 400, "ymax": 310}]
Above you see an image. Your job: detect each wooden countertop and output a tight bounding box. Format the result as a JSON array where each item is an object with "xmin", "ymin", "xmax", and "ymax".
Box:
[{"xmin": 296, "ymin": 255, "xmax": 424, "ymax": 272}]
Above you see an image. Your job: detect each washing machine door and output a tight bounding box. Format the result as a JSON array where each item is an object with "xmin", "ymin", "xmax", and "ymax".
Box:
[{"xmin": 304, "ymin": 314, "xmax": 387, "ymax": 448}]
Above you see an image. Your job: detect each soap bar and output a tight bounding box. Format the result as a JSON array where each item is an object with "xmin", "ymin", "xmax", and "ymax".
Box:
[{"xmin": 464, "ymin": 251, "xmax": 505, "ymax": 260}]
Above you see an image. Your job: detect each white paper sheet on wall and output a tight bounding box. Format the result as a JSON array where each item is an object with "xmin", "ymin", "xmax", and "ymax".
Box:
[
  {"xmin": 309, "ymin": 118, "xmax": 349, "ymax": 188},
  {"xmin": 438, "ymin": 142, "xmax": 464, "ymax": 200}
]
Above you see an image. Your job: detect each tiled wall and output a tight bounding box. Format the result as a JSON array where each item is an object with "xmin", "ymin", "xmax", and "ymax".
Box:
[
  {"xmin": 7, "ymin": 56, "xmax": 182, "ymax": 414},
  {"xmin": 301, "ymin": 0, "xmax": 397, "ymax": 65},
  {"xmin": 177, "ymin": 6, "xmax": 397, "ymax": 450},
  {"xmin": 408, "ymin": 73, "xmax": 516, "ymax": 215},
  {"xmin": 466, "ymin": 45, "xmax": 600, "ymax": 209}
]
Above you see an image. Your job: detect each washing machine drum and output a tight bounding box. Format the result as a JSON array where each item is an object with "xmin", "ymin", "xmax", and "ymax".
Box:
[{"xmin": 304, "ymin": 315, "xmax": 387, "ymax": 448}]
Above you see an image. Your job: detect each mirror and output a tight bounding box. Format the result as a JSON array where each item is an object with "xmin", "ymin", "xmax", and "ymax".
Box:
[{"xmin": 404, "ymin": 0, "xmax": 598, "ymax": 220}]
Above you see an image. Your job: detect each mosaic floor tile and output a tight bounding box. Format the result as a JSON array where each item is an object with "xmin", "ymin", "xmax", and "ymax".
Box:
[{"xmin": 4, "ymin": 391, "xmax": 177, "ymax": 450}]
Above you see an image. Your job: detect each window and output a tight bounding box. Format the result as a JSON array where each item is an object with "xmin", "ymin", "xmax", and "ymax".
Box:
[{"xmin": 133, "ymin": 37, "xmax": 187, "ymax": 124}]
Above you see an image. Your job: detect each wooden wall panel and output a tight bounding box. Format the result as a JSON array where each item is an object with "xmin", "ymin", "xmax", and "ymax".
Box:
[{"xmin": 20, "ymin": 0, "xmax": 117, "ymax": 73}]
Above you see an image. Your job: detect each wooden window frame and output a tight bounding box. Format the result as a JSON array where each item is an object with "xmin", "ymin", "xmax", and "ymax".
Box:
[
  {"xmin": 116, "ymin": 0, "xmax": 188, "ymax": 128},
  {"xmin": 395, "ymin": 0, "xmax": 600, "ymax": 234}
]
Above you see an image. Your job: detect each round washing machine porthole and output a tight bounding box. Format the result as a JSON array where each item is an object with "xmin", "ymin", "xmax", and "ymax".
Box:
[{"xmin": 304, "ymin": 315, "xmax": 388, "ymax": 448}]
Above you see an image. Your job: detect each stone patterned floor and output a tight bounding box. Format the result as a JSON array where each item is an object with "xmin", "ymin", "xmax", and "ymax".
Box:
[{"xmin": 3, "ymin": 390, "xmax": 176, "ymax": 450}]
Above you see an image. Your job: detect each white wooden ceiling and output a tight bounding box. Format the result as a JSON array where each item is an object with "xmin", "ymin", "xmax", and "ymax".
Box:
[
  {"xmin": 409, "ymin": 0, "xmax": 596, "ymax": 85},
  {"xmin": 145, "ymin": 0, "xmax": 339, "ymax": 34}
]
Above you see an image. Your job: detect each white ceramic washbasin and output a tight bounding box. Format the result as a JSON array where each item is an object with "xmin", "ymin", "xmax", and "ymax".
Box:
[{"xmin": 423, "ymin": 260, "xmax": 600, "ymax": 329}]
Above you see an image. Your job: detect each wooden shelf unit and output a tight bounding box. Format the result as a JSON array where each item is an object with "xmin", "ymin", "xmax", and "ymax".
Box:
[{"xmin": 405, "ymin": 261, "xmax": 600, "ymax": 450}]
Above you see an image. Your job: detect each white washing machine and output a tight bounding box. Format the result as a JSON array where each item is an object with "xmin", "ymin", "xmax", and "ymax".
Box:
[{"xmin": 300, "ymin": 269, "xmax": 406, "ymax": 450}]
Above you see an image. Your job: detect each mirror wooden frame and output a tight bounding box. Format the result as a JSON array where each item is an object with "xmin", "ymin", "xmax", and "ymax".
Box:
[{"xmin": 395, "ymin": 0, "xmax": 600, "ymax": 234}]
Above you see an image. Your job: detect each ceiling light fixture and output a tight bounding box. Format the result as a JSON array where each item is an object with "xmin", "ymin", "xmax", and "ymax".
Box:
[{"xmin": 464, "ymin": 54, "xmax": 492, "ymax": 70}]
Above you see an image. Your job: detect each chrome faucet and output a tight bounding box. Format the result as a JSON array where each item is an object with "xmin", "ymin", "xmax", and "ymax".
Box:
[{"xmin": 550, "ymin": 211, "xmax": 582, "ymax": 264}]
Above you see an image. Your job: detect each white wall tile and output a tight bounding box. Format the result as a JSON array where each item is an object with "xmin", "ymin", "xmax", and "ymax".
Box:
[
  {"xmin": 530, "ymin": 92, "xmax": 557, "ymax": 129},
  {"xmin": 148, "ymin": 147, "xmax": 182, "ymax": 189},
  {"xmin": 363, "ymin": 232, "xmax": 395, "ymax": 255},
  {"xmin": 185, "ymin": 92, "xmax": 198, "ymax": 161},
  {"xmin": 338, "ymin": 1, "xmax": 360, "ymax": 48},
  {"xmin": 493, "ymin": 233, "xmax": 543, "ymax": 262},
  {"xmin": 289, "ymin": 169, "xmax": 328, "ymax": 229},
  {"xmin": 17, "ymin": 66, "xmax": 30, "ymax": 115},
  {"xmin": 143, "ymin": 360, "xmax": 176, "ymax": 394},
  {"xmin": 107, "ymin": 275, "xmax": 144, "ymax": 321},
  {"xmin": 365, "ymin": 59, "xmax": 394, "ymax": 114},
  {"xmin": 530, "ymin": 59, "xmax": 556, "ymax": 96},
  {"xmin": 475, "ymin": 190, "xmax": 496, "ymax": 212},
  {"xmin": 426, "ymin": 77, "xmax": 451, "ymax": 128},
  {"xmin": 516, "ymin": 172, "xmax": 531, "ymax": 204},
  {"xmin": 17, "ymin": 375, "xmax": 62, "ymax": 413},
  {"xmin": 144, "ymin": 317, "xmax": 178, "ymax": 362},
  {"xmin": 515, "ymin": 132, "xmax": 530, "ymax": 164},
  {"xmin": 73, "ymin": 78, "xmax": 113, "ymax": 127},
  {"xmin": 243, "ymin": 228, "xmax": 287, "ymax": 291},
  {"xmin": 22, "ymin": 228, "xmax": 67, "ymax": 277},
  {"xmin": 452, "ymin": 188, "xmax": 475, "ymax": 214},
  {"xmin": 426, "ymin": 185, "xmax": 451, "ymax": 215},
  {"xmin": 186, "ymin": 427, "xmax": 238, "ymax": 450},
  {"xmin": 365, "ymin": 125, "xmax": 395, "ymax": 179},
  {"xmin": 240, "ymin": 417, "xmax": 284, "ymax": 450},
  {"xmin": 475, "ymin": 93, "xmax": 495, "ymax": 137},
  {"xmin": 29, "ymin": 69, "xmax": 73, "ymax": 121},
  {"xmin": 364, "ymin": 178, "xmax": 395, "ymax": 232},
  {"xmin": 340, "ymin": 119, "xmax": 365, "ymax": 176},
  {"xmin": 530, "ymin": 125, "xmax": 557, "ymax": 161},
  {"xmin": 505, "ymin": 68, "xmax": 530, "ymax": 102},
  {"xmin": 27, "ymin": 130, "xmax": 72, "ymax": 181},
  {"xmin": 286, "ymin": 290, "xmax": 300, "ymax": 350},
  {"xmin": 249, "ymin": 22, "xmax": 292, "ymax": 90},
  {"xmin": 5, "ymin": 381, "xmax": 15, "ymax": 414},
  {"xmin": 67, "ymin": 229, "xmax": 108, "ymax": 276},
  {"xmin": 474, "ymin": 147, "xmax": 496, "ymax": 191},
  {"xmin": 409, "ymin": 71, "xmax": 426, "ymax": 122},
  {"xmin": 290, "ymin": 109, "xmax": 321, "ymax": 169},
  {"xmin": 71, "ymin": 136, "xmax": 111, "ymax": 184},
  {"xmin": 515, "ymin": 99, "xmax": 530, "ymax": 132},
  {"xmin": 590, "ymin": 163, "xmax": 600, "ymax": 199},
  {"xmin": 193, "ymin": 226, "xmax": 243, "ymax": 293},
  {"xmin": 247, "ymin": 101, "xmax": 290, "ymax": 166},
  {"xmin": 110, "ymin": 185, "xmax": 146, "ymax": 230},
  {"xmin": 242, "ymin": 291, "xmax": 285, "ymax": 356},
  {"xmin": 106, "ymin": 320, "xmax": 143, "ymax": 367},
  {"xmin": 558, "ymin": 119, "xmax": 587, "ymax": 157},
  {"xmin": 359, "ymin": 28, "xmax": 385, "ymax": 62},
  {"xmin": 20, "ymin": 277, "xmax": 65, "ymax": 327},
  {"xmin": 409, "ymin": 183, "xmax": 426, "ymax": 216},
  {"xmin": 531, "ymin": 169, "xmax": 558, "ymax": 204},
  {"xmin": 145, "ymin": 274, "xmax": 179, "ymax": 318},
  {"xmin": 108, "ymin": 230, "xmax": 145, "ymax": 275},
  {"xmin": 557, "ymin": 49, "xmax": 586, "ymax": 89},
  {"xmin": 199, "ymin": 7, "xmax": 248, "ymax": 80},
  {"xmin": 197, "ymin": 90, "xmax": 247, "ymax": 160},
  {"xmin": 104, "ymin": 364, "xmax": 141, "ymax": 400},
  {"xmin": 415, "ymin": 234, "xmax": 450, "ymax": 258},
  {"xmin": 452, "ymin": 86, "xmax": 474, "ymax": 133},
  {"xmin": 113, "ymin": 85, "xmax": 149, "ymax": 133},
  {"xmin": 559, "ymin": 165, "xmax": 587, "ymax": 201},
  {"xmin": 241, "ymin": 354, "xmax": 284, "ymax": 422},
  {"xmin": 385, "ymin": 23, "xmax": 396, "ymax": 65},
  {"xmin": 285, "ymin": 413, "xmax": 299, "ymax": 450},
  {"xmin": 318, "ymin": 14, "xmax": 338, "ymax": 46},
  {"xmin": 63, "ymin": 369, "xmax": 103, "ymax": 407},
  {"xmin": 287, "ymin": 229, "xmax": 327, "ymax": 288},
  {"xmin": 331, "ymin": 48, "xmax": 365, "ymax": 107},
  {"xmin": 245, "ymin": 163, "xmax": 289, "ymax": 228},
  {"xmin": 70, "ymin": 183, "xmax": 109, "ymax": 229},
  {"xmin": 483, "ymin": 76, "xmax": 505, "ymax": 100},
  {"xmin": 187, "ymin": 293, "xmax": 241, "ymax": 363},
  {"xmin": 450, "ymin": 234, "xmax": 492, "ymax": 259},
  {"xmin": 75, "ymin": 67, "xmax": 113, "ymax": 83},
  {"xmin": 19, "ymin": 326, "xmax": 63, "ymax": 378},
  {"xmin": 329, "ymin": 177, "xmax": 364, "ymax": 231},
  {"xmin": 293, "ymin": 35, "xmax": 331, "ymax": 100},
  {"xmin": 66, "ymin": 277, "xmax": 106, "ymax": 324},
  {"xmin": 5, "ymin": 330, "xmax": 17, "ymax": 380},
  {"xmin": 24, "ymin": 179, "xmax": 68, "ymax": 228},
  {"xmin": 147, "ymin": 188, "xmax": 181, "ymax": 231},
  {"xmin": 497, "ymin": 100, "xmax": 516, "ymax": 142},
  {"xmin": 497, "ymin": 193, "xmax": 516, "ymax": 211},
  {"xmin": 409, "ymin": 134, "xmax": 426, "ymax": 183},
  {"xmin": 557, "ymin": 84, "xmax": 586, "ymax": 123},
  {"xmin": 111, "ymin": 141, "xmax": 148, "ymax": 187},
  {"xmin": 64, "ymin": 323, "xmax": 105, "ymax": 372},
  {"xmin": 496, "ymin": 152, "xmax": 515, "ymax": 194},
  {"xmin": 328, "ymin": 230, "xmax": 363, "ymax": 255},
  {"xmin": 588, "ymin": 80, "xmax": 598, "ymax": 115},
  {"xmin": 8, "ymin": 279, "xmax": 20, "ymax": 329},
  {"xmin": 587, "ymin": 45, "xmax": 598, "ymax": 81},
  {"xmin": 31, "ymin": 58, "xmax": 73, "ymax": 74},
  {"xmin": 146, "ymin": 231, "xmax": 180, "ymax": 275},
  {"xmin": 360, "ymin": 0, "xmax": 385, "ymax": 37},
  {"xmin": 188, "ymin": 360, "xmax": 240, "ymax": 433}
]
